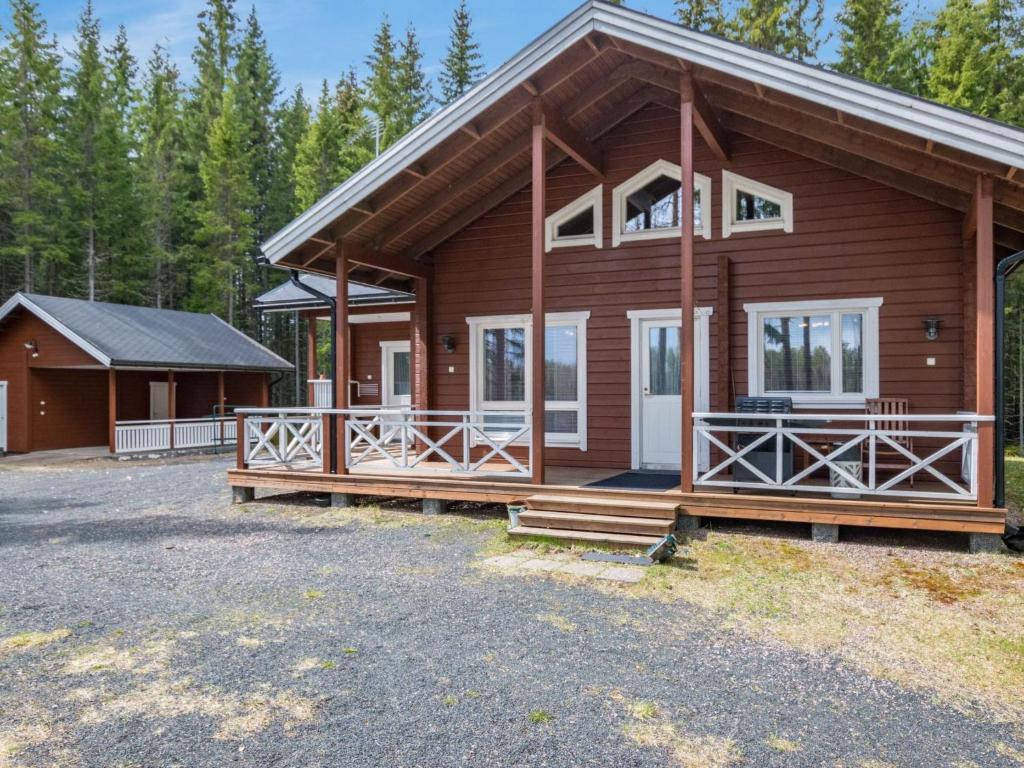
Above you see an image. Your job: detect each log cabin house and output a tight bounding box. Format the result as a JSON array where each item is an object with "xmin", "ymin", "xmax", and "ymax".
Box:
[
  {"xmin": 0, "ymin": 293, "xmax": 291, "ymax": 455},
  {"xmin": 229, "ymin": 1, "xmax": 1024, "ymax": 550}
]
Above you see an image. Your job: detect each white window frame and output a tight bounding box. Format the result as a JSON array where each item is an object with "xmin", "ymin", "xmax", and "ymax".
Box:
[
  {"xmin": 744, "ymin": 298, "xmax": 882, "ymax": 409},
  {"xmin": 467, "ymin": 311, "xmax": 589, "ymax": 450},
  {"xmin": 611, "ymin": 159, "xmax": 712, "ymax": 246},
  {"xmin": 722, "ymin": 170, "xmax": 794, "ymax": 238},
  {"xmin": 545, "ymin": 184, "xmax": 602, "ymax": 252}
]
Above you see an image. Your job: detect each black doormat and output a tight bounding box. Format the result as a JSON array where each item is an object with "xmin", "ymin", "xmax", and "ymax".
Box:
[{"xmin": 584, "ymin": 471, "xmax": 679, "ymax": 491}]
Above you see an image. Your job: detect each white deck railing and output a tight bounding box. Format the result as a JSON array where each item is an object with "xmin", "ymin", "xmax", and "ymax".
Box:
[
  {"xmin": 237, "ymin": 408, "xmax": 531, "ymax": 477},
  {"xmin": 693, "ymin": 412, "xmax": 992, "ymax": 501},
  {"xmin": 114, "ymin": 417, "xmax": 235, "ymax": 454}
]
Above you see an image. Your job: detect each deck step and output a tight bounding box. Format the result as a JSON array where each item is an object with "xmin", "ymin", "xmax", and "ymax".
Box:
[
  {"xmin": 518, "ymin": 509, "xmax": 674, "ymax": 536},
  {"xmin": 524, "ymin": 493, "xmax": 679, "ymax": 519},
  {"xmin": 508, "ymin": 525, "xmax": 662, "ymax": 547}
]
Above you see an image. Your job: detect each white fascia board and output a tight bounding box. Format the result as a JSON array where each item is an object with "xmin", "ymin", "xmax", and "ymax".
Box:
[{"xmin": 0, "ymin": 294, "xmax": 112, "ymax": 366}]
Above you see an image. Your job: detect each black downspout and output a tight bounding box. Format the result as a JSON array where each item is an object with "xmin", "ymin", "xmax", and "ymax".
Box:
[
  {"xmin": 289, "ymin": 270, "xmax": 337, "ymax": 473},
  {"xmin": 994, "ymin": 250, "xmax": 1024, "ymax": 511}
]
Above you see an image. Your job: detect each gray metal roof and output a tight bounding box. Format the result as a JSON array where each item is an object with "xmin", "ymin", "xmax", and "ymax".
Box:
[
  {"xmin": 254, "ymin": 276, "xmax": 413, "ymax": 312},
  {"xmin": 0, "ymin": 293, "xmax": 293, "ymax": 371},
  {"xmin": 262, "ymin": 0, "xmax": 1024, "ymax": 265}
]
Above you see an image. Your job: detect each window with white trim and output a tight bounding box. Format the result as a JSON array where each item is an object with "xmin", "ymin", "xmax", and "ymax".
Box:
[
  {"xmin": 545, "ymin": 185, "xmax": 602, "ymax": 251},
  {"xmin": 745, "ymin": 299, "xmax": 881, "ymax": 407},
  {"xmin": 612, "ymin": 159, "xmax": 712, "ymax": 246},
  {"xmin": 467, "ymin": 312, "xmax": 589, "ymax": 449},
  {"xmin": 722, "ymin": 171, "xmax": 793, "ymax": 237}
]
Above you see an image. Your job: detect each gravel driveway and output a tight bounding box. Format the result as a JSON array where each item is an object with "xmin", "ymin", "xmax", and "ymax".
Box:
[{"xmin": 1, "ymin": 455, "xmax": 1021, "ymax": 767}]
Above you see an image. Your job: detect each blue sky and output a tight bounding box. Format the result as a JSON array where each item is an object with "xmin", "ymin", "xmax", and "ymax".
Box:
[{"xmin": 3, "ymin": 0, "xmax": 942, "ymax": 101}]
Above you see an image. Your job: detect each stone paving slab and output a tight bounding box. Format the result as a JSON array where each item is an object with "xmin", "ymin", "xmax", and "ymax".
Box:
[{"xmin": 481, "ymin": 550, "xmax": 648, "ymax": 583}]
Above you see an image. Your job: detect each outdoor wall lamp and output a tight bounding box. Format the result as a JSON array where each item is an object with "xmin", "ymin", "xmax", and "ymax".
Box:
[
  {"xmin": 922, "ymin": 318, "xmax": 942, "ymax": 341},
  {"xmin": 441, "ymin": 335, "xmax": 457, "ymax": 353},
  {"xmin": 23, "ymin": 340, "xmax": 39, "ymax": 358}
]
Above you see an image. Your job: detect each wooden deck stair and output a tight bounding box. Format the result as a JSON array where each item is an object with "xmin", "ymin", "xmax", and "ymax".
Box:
[{"xmin": 509, "ymin": 493, "xmax": 680, "ymax": 547}]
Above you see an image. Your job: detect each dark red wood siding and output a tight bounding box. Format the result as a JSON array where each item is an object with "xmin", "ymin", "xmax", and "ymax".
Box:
[
  {"xmin": 428, "ymin": 104, "xmax": 966, "ymax": 469},
  {"xmin": 351, "ymin": 321, "xmax": 410, "ymax": 406}
]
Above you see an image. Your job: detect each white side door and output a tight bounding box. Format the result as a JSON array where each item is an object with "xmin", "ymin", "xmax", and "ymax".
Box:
[
  {"xmin": 631, "ymin": 309, "xmax": 711, "ymax": 471},
  {"xmin": 149, "ymin": 382, "xmax": 169, "ymax": 421},
  {"xmin": 0, "ymin": 381, "xmax": 7, "ymax": 453},
  {"xmin": 380, "ymin": 341, "xmax": 412, "ymax": 445}
]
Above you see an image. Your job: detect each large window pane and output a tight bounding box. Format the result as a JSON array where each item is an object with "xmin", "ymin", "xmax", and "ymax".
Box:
[
  {"xmin": 545, "ymin": 326, "xmax": 578, "ymax": 401},
  {"xmin": 556, "ymin": 207, "xmax": 594, "ymax": 238},
  {"xmin": 392, "ymin": 351, "xmax": 410, "ymax": 396},
  {"xmin": 648, "ymin": 326, "xmax": 681, "ymax": 395},
  {"xmin": 624, "ymin": 176, "xmax": 702, "ymax": 234},
  {"xmin": 762, "ymin": 315, "xmax": 832, "ymax": 392},
  {"xmin": 483, "ymin": 327, "xmax": 525, "ymax": 402},
  {"xmin": 545, "ymin": 410, "xmax": 578, "ymax": 434},
  {"xmin": 841, "ymin": 313, "xmax": 864, "ymax": 393}
]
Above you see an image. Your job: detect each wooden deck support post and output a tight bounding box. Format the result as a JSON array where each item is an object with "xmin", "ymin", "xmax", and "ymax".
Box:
[
  {"xmin": 306, "ymin": 312, "xmax": 317, "ymax": 406},
  {"xmin": 412, "ymin": 276, "xmax": 430, "ymax": 452},
  {"xmin": 217, "ymin": 370, "xmax": 225, "ymax": 444},
  {"xmin": 167, "ymin": 370, "xmax": 176, "ymax": 450},
  {"xmin": 335, "ymin": 243, "xmax": 350, "ymax": 475},
  {"xmin": 107, "ymin": 368, "xmax": 117, "ymax": 453},
  {"xmin": 530, "ymin": 103, "xmax": 546, "ymax": 485},
  {"xmin": 974, "ymin": 176, "xmax": 995, "ymax": 508},
  {"xmin": 236, "ymin": 412, "xmax": 246, "ymax": 469},
  {"xmin": 679, "ymin": 73, "xmax": 696, "ymax": 493}
]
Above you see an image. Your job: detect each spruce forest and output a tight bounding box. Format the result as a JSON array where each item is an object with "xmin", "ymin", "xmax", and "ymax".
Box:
[{"xmin": 0, "ymin": 0, "xmax": 1021, "ymax": 409}]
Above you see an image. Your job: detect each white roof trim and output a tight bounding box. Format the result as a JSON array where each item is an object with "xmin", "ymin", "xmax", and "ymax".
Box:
[
  {"xmin": 262, "ymin": 0, "xmax": 1024, "ymax": 265},
  {"xmin": 0, "ymin": 293, "xmax": 112, "ymax": 366}
]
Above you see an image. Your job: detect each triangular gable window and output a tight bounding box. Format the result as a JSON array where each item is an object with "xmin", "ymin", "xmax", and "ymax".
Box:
[
  {"xmin": 545, "ymin": 185, "xmax": 602, "ymax": 252},
  {"xmin": 722, "ymin": 171, "xmax": 793, "ymax": 238},
  {"xmin": 611, "ymin": 159, "xmax": 712, "ymax": 246}
]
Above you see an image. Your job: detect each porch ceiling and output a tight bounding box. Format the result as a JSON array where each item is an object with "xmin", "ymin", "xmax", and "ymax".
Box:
[{"xmin": 279, "ymin": 30, "xmax": 1024, "ymax": 283}]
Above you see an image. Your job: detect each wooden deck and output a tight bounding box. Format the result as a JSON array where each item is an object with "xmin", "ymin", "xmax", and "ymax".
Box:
[{"xmin": 227, "ymin": 464, "xmax": 1006, "ymax": 535}]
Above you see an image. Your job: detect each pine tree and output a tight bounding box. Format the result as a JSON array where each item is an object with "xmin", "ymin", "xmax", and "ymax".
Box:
[
  {"xmin": 365, "ymin": 15, "xmax": 399, "ymax": 151},
  {"xmin": 136, "ymin": 44, "xmax": 185, "ymax": 309},
  {"xmin": 0, "ymin": 0, "xmax": 66, "ymax": 295},
  {"xmin": 729, "ymin": 0, "xmax": 826, "ymax": 60},
  {"xmin": 394, "ymin": 26, "xmax": 432, "ymax": 141},
  {"xmin": 293, "ymin": 79, "xmax": 351, "ymax": 211},
  {"xmin": 439, "ymin": 0, "xmax": 484, "ymax": 104},
  {"xmin": 191, "ymin": 84, "xmax": 254, "ymax": 323},
  {"xmin": 834, "ymin": 0, "xmax": 913, "ymax": 91},
  {"xmin": 676, "ymin": 0, "xmax": 728, "ymax": 34},
  {"xmin": 266, "ymin": 85, "xmax": 309, "ymax": 234},
  {"xmin": 62, "ymin": 0, "xmax": 106, "ymax": 300}
]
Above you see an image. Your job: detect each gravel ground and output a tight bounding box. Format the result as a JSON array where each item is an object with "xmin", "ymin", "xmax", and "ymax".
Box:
[{"xmin": 1, "ymin": 455, "xmax": 1021, "ymax": 767}]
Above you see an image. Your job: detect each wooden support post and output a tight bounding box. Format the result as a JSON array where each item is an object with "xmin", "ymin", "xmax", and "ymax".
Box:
[
  {"xmin": 236, "ymin": 412, "xmax": 246, "ymax": 469},
  {"xmin": 167, "ymin": 371, "xmax": 176, "ymax": 450},
  {"xmin": 530, "ymin": 109, "xmax": 546, "ymax": 485},
  {"xmin": 322, "ymin": 412, "xmax": 334, "ymax": 475},
  {"xmin": 107, "ymin": 368, "xmax": 117, "ymax": 453},
  {"xmin": 306, "ymin": 313, "xmax": 317, "ymax": 406},
  {"xmin": 680, "ymin": 75, "xmax": 695, "ymax": 493},
  {"xmin": 412, "ymin": 277, "xmax": 430, "ymax": 453},
  {"xmin": 974, "ymin": 176, "xmax": 995, "ymax": 508},
  {"xmin": 258, "ymin": 375, "xmax": 269, "ymax": 408},
  {"xmin": 335, "ymin": 244, "xmax": 350, "ymax": 475}
]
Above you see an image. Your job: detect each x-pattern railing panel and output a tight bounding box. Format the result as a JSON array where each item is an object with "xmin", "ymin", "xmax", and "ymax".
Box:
[
  {"xmin": 692, "ymin": 412, "xmax": 986, "ymax": 502},
  {"xmin": 245, "ymin": 416, "xmax": 322, "ymax": 467}
]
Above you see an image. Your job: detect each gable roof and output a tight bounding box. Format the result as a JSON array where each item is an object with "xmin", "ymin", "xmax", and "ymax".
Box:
[
  {"xmin": 261, "ymin": 0, "xmax": 1024, "ymax": 267},
  {"xmin": 254, "ymin": 276, "xmax": 413, "ymax": 312},
  {"xmin": 0, "ymin": 293, "xmax": 292, "ymax": 371}
]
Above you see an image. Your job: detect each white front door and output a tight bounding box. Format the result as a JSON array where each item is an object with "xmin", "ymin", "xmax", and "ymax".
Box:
[
  {"xmin": 380, "ymin": 341, "xmax": 412, "ymax": 407},
  {"xmin": 630, "ymin": 309, "xmax": 711, "ymax": 471},
  {"xmin": 149, "ymin": 381, "xmax": 170, "ymax": 420},
  {"xmin": 0, "ymin": 381, "xmax": 7, "ymax": 453}
]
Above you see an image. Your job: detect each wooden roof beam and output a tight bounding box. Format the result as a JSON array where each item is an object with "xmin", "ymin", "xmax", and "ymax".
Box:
[
  {"xmin": 339, "ymin": 241, "xmax": 433, "ymax": 280},
  {"xmin": 680, "ymin": 71, "xmax": 730, "ymax": 161},
  {"xmin": 535, "ymin": 99, "xmax": 604, "ymax": 178}
]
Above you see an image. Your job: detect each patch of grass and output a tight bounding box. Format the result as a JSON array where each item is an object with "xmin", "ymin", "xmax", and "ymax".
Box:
[
  {"xmin": 0, "ymin": 628, "xmax": 71, "ymax": 654},
  {"xmin": 527, "ymin": 709, "xmax": 554, "ymax": 724},
  {"xmin": 441, "ymin": 694, "xmax": 457, "ymax": 707},
  {"xmin": 626, "ymin": 723, "xmax": 742, "ymax": 768},
  {"xmin": 342, "ymin": 647, "xmax": 358, "ymax": 655},
  {"xmin": 536, "ymin": 612, "xmax": 577, "ymax": 633},
  {"xmin": 319, "ymin": 659, "xmax": 337, "ymax": 670},
  {"xmin": 997, "ymin": 741, "xmax": 1024, "ymax": 765},
  {"xmin": 766, "ymin": 735, "xmax": 801, "ymax": 752},
  {"xmin": 628, "ymin": 700, "xmax": 660, "ymax": 721},
  {"xmin": 303, "ymin": 589, "xmax": 325, "ymax": 601},
  {"xmin": 623, "ymin": 530, "xmax": 1024, "ymax": 722}
]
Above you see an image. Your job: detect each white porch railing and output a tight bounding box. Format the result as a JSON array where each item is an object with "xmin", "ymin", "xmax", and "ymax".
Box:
[
  {"xmin": 114, "ymin": 417, "xmax": 236, "ymax": 454},
  {"xmin": 237, "ymin": 408, "xmax": 531, "ymax": 477},
  {"xmin": 693, "ymin": 412, "xmax": 992, "ymax": 502}
]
